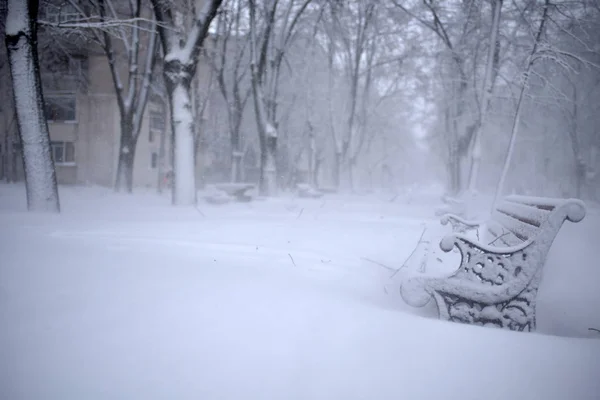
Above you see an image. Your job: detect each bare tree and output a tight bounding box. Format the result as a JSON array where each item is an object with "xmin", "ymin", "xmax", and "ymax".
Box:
[
  {"xmin": 324, "ymin": 0, "xmax": 376, "ymax": 191},
  {"xmin": 494, "ymin": 0, "xmax": 550, "ymax": 205},
  {"xmin": 207, "ymin": 0, "xmax": 251, "ymax": 183},
  {"xmin": 393, "ymin": 0, "xmax": 482, "ymax": 196},
  {"xmin": 319, "ymin": 1, "xmax": 412, "ymax": 191},
  {"xmin": 248, "ymin": 0, "xmax": 313, "ymax": 196},
  {"xmin": 467, "ymin": 0, "xmax": 503, "ymax": 192},
  {"xmin": 47, "ymin": 0, "xmax": 160, "ymax": 193},
  {"xmin": 0, "ymin": 33, "xmax": 19, "ymax": 183},
  {"xmin": 150, "ymin": 0, "xmax": 223, "ymax": 205},
  {"xmin": 495, "ymin": 0, "xmax": 600, "ymax": 203},
  {"xmin": 5, "ymin": 0, "xmax": 60, "ymax": 212}
]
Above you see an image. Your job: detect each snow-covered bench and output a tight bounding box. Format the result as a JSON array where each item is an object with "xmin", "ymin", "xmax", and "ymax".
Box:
[
  {"xmin": 401, "ymin": 195, "xmax": 586, "ymax": 332},
  {"xmin": 296, "ymin": 183, "xmax": 324, "ymax": 199},
  {"xmin": 213, "ymin": 183, "xmax": 255, "ymax": 202},
  {"xmin": 202, "ymin": 183, "xmax": 256, "ymax": 204}
]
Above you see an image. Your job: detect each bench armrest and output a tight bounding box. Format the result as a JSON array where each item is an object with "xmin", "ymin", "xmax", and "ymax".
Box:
[
  {"xmin": 439, "ymin": 232, "xmax": 533, "ymax": 255},
  {"xmin": 440, "ymin": 213, "xmax": 486, "ymax": 231},
  {"xmin": 404, "ymin": 234, "xmax": 537, "ymax": 306}
]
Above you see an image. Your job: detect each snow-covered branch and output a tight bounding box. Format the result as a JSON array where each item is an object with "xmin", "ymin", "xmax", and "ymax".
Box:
[{"xmin": 38, "ymin": 17, "xmax": 162, "ymax": 33}]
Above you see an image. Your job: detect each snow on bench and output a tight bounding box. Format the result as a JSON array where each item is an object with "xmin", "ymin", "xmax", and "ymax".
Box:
[{"xmin": 401, "ymin": 195, "xmax": 587, "ymax": 332}]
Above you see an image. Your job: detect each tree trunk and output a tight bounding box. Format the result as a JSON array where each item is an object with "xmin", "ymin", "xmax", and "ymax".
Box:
[
  {"xmin": 568, "ymin": 118, "xmax": 584, "ymax": 199},
  {"xmin": 164, "ymin": 62, "xmax": 196, "ymax": 206},
  {"xmin": 114, "ymin": 118, "xmax": 136, "ymax": 192},
  {"xmin": 333, "ymin": 150, "xmax": 342, "ymax": 190},
  {"xmin": 231, "ymin": 128, "xmax": 243, "ymax": 183},
  {"xmin": 444, "ymin": 107, "xmax": 461, "ymax": 196},
  {"xmin": 231, "ymin": 150, "xmax": 243, "ymax": 183},
  {"xmin": 5, "ymin": 0, "xmax": 60, "ymax": 212},
  {"xmin": 115, "ymin": 154, "xmax": 135, "ymax": 193},
  {"xmin": 447, "ymin": 157, "xmax": 460, "ymax": 196},
  {"xmin": 574, "ymin": 159, "xmax": 584, "ymax": 199},
  {"xmin": 441, "ymin": 81, "xmax": 466, "ymax": 197},
  {"xmin": 157, "ymin": 117, "xmax": 167, "ymax": 193},
  {"xmin": 567, "ymin": 79, "xmax": 585, "ymax": 199},
  {"xmin": 258, "ymin": 132, "xmax": 277, "ymax": 196},
  {"xmin": 115, "ymin": 137, "xmax": 136, "ymax": 193},
  {"xmin": 2, "ymin": 122, "xmax": 9, "ymax": 182},
  {"xmin": 347, "ymin": 157, "xmax": 356, "ymax": 192},
  {"xmin": 150, "ymin": 0, "xmax": 222, "ymax": 205},
  {"xmin": 467, "ymin": 0, "xmax": 503, "ymax": 192},
  {"xmin": 450, "ymin": 59, "xmax": 471, "ymax": 195},
  {"xmin": 314, "ymin": 156, "xmax": 322, "ymax": 188},
  {"xmin": 249, "ymin": 48, "xmax": 277, "ymax": 195},
  {"xmin": 11, "ymin": 146, "xmax": 19, "ymax": 182},
  {"xmin": 308, "ymin": 132, "xmax": 315, "ymax": 186}
]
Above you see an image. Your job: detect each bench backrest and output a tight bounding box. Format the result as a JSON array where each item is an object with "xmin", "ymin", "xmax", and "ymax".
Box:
[{"xmin": 484, "ymin": 196, "xmax": 585, "ymax": 248}]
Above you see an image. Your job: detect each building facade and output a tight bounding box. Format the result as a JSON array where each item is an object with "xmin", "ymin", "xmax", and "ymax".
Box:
[
  {"xmin": 42, "ymin": 55, "xmax": 169, "ymax": 189},
  {"xmin": 0, "ymin": 3, "xmax": 171, "ymax": 190}
]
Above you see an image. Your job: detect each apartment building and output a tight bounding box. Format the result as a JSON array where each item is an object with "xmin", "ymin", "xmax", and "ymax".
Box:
[{"xmin": 0, "ymin": 3, "xmax": 170, "ymax": 189}]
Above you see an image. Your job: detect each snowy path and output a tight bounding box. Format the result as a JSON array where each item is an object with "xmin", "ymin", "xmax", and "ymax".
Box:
[{"xmin": 0, "ymin": 184, "xmax": 599, "ymax": 399}]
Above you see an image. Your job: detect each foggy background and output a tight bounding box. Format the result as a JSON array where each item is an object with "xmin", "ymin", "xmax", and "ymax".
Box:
[{"xmin": 1, "ymin": 0, "xmax": 597, "ymax": 201}]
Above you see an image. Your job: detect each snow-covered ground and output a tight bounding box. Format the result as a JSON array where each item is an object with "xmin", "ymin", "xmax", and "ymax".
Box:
[{"xmin": 1, "ymin": 183, "xmax": 599, "ymax": 399}]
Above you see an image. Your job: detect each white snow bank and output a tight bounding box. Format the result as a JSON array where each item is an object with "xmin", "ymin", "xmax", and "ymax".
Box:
[{"xmin": 0, "ymin": 183, "xmax": 599, "ymax": 399}]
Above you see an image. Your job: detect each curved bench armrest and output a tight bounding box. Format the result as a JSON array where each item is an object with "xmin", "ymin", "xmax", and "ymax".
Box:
[
  {"xmin": 440, "ymin": 213, "xmax": 486, "ymax": 229},
  {"xmin": 439, "ymin": 232, "xmax": 533, "ymax": 254}
]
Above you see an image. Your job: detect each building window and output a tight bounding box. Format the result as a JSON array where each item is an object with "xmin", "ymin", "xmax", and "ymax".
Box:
[
  {"xmin": 51, "ymin": 141, "xmax": 75, "ymax": 165},
  {"xmin": 67, "ymin": 57, "xmax": 86, "ymax": 77},
  {"xmin": 151, "ymin": 152, "xmax": 158, "ymax": 169},
  {"xmin": 45, "ymin": 95, "xmax": 76, "ymax": 122},
  {"xmin": 43, "ymin": 4, "xmax": 80, "ymax": 24},
  {"xmin": 150, "ymin": 110, "xmax": 165, "ymax": 130},
  {"xmin": 149, "ymin": 110, "xmax": 165, "ymax": 143}
]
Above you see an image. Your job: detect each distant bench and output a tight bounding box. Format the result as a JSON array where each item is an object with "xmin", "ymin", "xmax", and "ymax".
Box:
[
  {"xmin": 401, "ymin": 195, "xmax": 586, "ymax": 332},
  {"xmin": 204, "ymin": 183, "xmax": 256, "ymax": 204},
  {"xmin": 296, "ymin": 183, "xmax": 324, "ymax": 199}
]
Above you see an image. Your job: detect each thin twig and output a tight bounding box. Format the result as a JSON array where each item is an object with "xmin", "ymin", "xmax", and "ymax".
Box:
[
  {"xmin": 296, "ymin": 208, "xmax": 304, "ymax": 219},
  {"xmin": 194, "ymin": 204, "xmax": 206, "ymax": 217},
  {"xmin": 361, "ymin": 257, "xmax": 395, "ymax": 271},
  {"xmin": 589, "ymin": 328, "xmax": 600, "ymax": 334},
  {"xmin": 38, "ymin": 18, "xmax": 166, "ymax": 32},
  {"xmin": 391, "ymin": 227, "xmax": 427, "ymax": 278},
  {"xmin": 288, "ymin": 253, "xmax": 296, "ymax": 267},
  {"xmin": 489, "ymin": 231, "xmax": 511, "ymax": 245}
]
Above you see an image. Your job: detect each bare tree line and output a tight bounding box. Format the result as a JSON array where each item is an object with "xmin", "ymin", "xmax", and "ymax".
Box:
[{"xmin": 2, "ymin": 0, "xmax": 600, "ymax": 212}]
